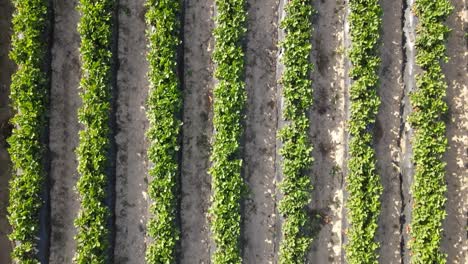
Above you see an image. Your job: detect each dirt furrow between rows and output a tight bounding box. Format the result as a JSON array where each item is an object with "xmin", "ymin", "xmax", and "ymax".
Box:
[
  {"xmin": 399, "ymin": 0, "xmax": 418, "ymax": 262},
  {"xmin": 242, "ymin": 1, "xmax": 279, "ymax": 263},
  {"xmin": 48, "ymin": 0, "xmax": 81, "ymax": 262},
  {"xmin": 441, "ymin": 0, "xmax": 468, "ymax": 262},
  {"xmin": 375, "ymin": 0, "xmax": 405, "ymax": 263},
  {"xmin": 180, "ymin": 1, "xmax": 215, "ymax": 263},
  {"xmin": 113, "ymin": 0, "xmax": 149, "ymax": 263},
  {"xmin": 307, "ymin": 0, "xmax": 347, "ymax": 263}
]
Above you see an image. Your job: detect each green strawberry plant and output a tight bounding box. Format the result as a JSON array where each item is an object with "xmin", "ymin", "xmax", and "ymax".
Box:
[
  {"xmin": 144, "ymin": 0, "xmax": 182, "ymax": 263},
  {"xmin": 7, "ymin": 0, "xmax": 50, "ymax": 263},
  {"xmin": 345, "ymin": 1, "xmax": 383, "ymax": 263},
  {"xmin": 277, "ymin": 1, "xmax": 314, "ymax": 263},
  {"xmin": 209, "ymin": 0, "xmax": 247, "ymax": 263},
  {"xmin": 409, "ymin": 0, "xmax": 453, "ymax": 263},
  {"xmin": 74, "ymin": 0, "xmax": 115, "ymax": 263}
]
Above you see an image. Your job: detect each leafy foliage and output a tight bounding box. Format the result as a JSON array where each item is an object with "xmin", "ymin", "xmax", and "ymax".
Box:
[
  {"xmin": 345, "ymin": 1, "xmax": 383, "ymax": 263},
  {"xmin": 409, "ymin": 0, "xmax": 453, "ymax": 263},
  {"xmin": 144, "ymin": 0, "xmax": 182, "ymax": 263},
  {"xmin": 209, "ymin": 0, "xmax": 247, "ymax": 263},
  {"xmin": 74, "ymin": 0, "xmax": 115, "ymax": 263},
  {"xmin": 7, "ymin": 0, "xmax": 50, "ymax": 262},
  {"xmin": 277, "ymin": 1, "xmax": 314, "ymax": 263}
]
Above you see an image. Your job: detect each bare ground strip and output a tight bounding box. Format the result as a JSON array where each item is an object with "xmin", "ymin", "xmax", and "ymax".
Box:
[
  {"xmin": 375, "ymin": 0, "xmax": 405, "ymax": 263},
  {"xmin": 307, "ymin": 0, "xmax": 347, "ymax": 263},
  {"xmin": 441, "ymin": 0, "xmax": 468, "ymax": 262},
  {"xmin": 113, "ymin": 0, "xmax": 150, "ymax": 263},
  {"xmin": 48, "ymin": 0, "xmax": 82, "ymax": 262},
  {"xmin": 242, "ymin": 0, "xmax": 279, "ymax": 263},
  {"xmin": 180, "ymin": 0, "xmax": 215, "ymax": 263}
]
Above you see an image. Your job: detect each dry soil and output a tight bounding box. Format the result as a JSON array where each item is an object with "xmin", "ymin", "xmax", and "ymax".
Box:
[
  {"xmin": 180, "ymin": 1, "xmax": 215, "ymax": 263},
  {"xmin": 48, "ymin": 0, "xmax": 82, "ymax": 262},
  {"xmin": 113, "ymin": 0, "xmax": 150, "ymax": 262}
]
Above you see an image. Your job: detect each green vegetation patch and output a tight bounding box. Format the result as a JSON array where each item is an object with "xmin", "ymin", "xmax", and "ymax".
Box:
[
  {"xmin": 209, "ymin": 0, "xmax": 247, "ymax": 263},
  {"xmin": 277, "ymin": 1, "xmax": 314, "ymax": 263},
  {"xmin": 74, "ymin": 0, "xmax": 115, "ymax": 263},
  {"xmin": 144, "ymin": 0, "xmax": 182, "ymax": 263},
  {"xmin": 7, "ymin": 0, "xmax": 50, "ymax": 262},
  {"xmin": 345, "ymin": 1, "xmax": 383, "ymax": 263},
  {"xmin": 409, "ymin": 0, "xmax": 453, "ymax": 263}
]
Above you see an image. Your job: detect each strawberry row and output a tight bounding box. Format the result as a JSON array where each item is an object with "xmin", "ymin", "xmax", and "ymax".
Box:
[
  {"xmin": 209, "ymin": 0, "xmax": 247, "ymax": 263},
  {"xmin": 345, "ymin": 1, "xmax": 383, "ymax": 263},
  {"xmin": 409, "ymin": 0, "xmax": 453, "ymax": 263},
  {"xmin": 73, "ymin": 0, "xmax": 115, "ymax": 263},
  {"xmin": 144, "ymin": 0, "xmax": 183, "ymax": 263},
  {"xmin": 277, "ymin": 1, "xmax": 315, "ymax": 263},
  {"xmin": 7, "ymin": 0, "xmax": 50, "ymax": 262}
]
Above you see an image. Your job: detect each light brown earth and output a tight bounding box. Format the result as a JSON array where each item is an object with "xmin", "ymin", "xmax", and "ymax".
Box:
[
  {"xmin": 307, "ymin": 0, "xmax": 347, "ymax": 263},
  {"xmin": 441, "ymin": 1, "xmax": 468, "ymax": 263},
  {"xmin": 242, "ymin": 0, "xmax": 279, "ymax": 263},
  {"xmin": 113, "ymin": 0, "xmax": 149, "ymax": 263},
  {"xmin": 48, "ymin": 0, "xmax": 82, "ymax": 263},
  {"xmin": 180, "ymin": 1, "xmax": 215, "ymax": 263}
]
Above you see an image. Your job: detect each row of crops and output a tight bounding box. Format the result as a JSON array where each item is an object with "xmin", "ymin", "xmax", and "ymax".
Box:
[
  {"xmin": 144, "ymin": 0, "xmax": 183, "ymax": 263},
  {"xmin": 277, "ymin": 1, "xmax": 314, "ymax": 263},
  {"xmin": 346, "ymin": 0, "xmax": 383, "ymax": 263},
  {"xmin": 345, "ymin": 0, "xmax": 454, "ymax": 263},
  {"xmin": 7, "ymin": 0, "xmax": 50, "ymax": 262},
  {"xmin": 209, "ymin": 0, "xmax": 247, "ymax": 262},
  {"xmin": 73, "ymin": 0, "xmax": 115, "ymax": 263},
  {"xmin": 4, "ymin": 0, "xmax": 454, "ymax": 263},
  {"xmin": 409, "ymin": 0, "xmax": 453, "ymax": 263}
]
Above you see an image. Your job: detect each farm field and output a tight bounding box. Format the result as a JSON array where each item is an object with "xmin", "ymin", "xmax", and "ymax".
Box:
[{"xmin": 0, "ymin": 0, "xmax": 466, "ymax": 263}]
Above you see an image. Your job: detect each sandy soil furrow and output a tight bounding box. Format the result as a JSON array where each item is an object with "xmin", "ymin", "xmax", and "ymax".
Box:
[
  {"xmin": 274, "ymin": 1, "xmax": 286, "ymax": 263},
  {"xmin": 180, "ymin": 1, "xmax": 215, "ymax": 263},
  {"xmin": 48, "ymin": 1, "xmax": 81, "ymax": 263},
  {"xmin": 0, "ymin": 1, "xmax": 14, "ymax": 262},
  {"xmin": 375, "ymin": 0, "xmax": 405, "ymax": 263},
  {"xmin": 307, "ymin": 1, "xmax": 346, "ymax": 263},
  {"xmin": 340, "ymin": 0, "xmax": 352, "ymax": 261},
  {"xmin": 242, "ymin": 1, "xmax": 279, "ymax": 263},
  {"xmin": 399, "ymin": 0, "xmax": 418, "ymax": 262},
  {"xmin": 441, "ymin": 1, "xmax": 468, "ymax": 262},
  {"xmin": 113, "ymin": 1, "xmax": 149, "ymax": 263}
]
